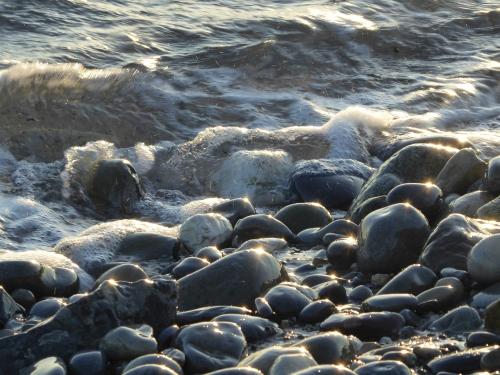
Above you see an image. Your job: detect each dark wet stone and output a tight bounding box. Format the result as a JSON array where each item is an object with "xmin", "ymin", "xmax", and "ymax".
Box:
[
  {"xmin": 239, "ymin": 347, "xmax": 311, "ymax": 374},
  {"xmin": 172, "ymin": 257, "xmax": 209, "ymax": 279},
  {"xmin": 387, "ymin": 182, "xmax": 443, "ymax": 223},
  {"xmin": 123, "ymin": 354, "xmax": 183, "ymax": 374},
  {"xmin": 179, "ymin": 213, "xmax": 233, "ymax": 252},
  {"xmin": 485, "ymin": 299, "xmax": 500, "ymax": 334},
  {"xmin": 0, "ymin": 287, "xmax": 21, "ymax": 327},
  {"xmin": 95, "ymin": 263, "xmax": 148, "ymax": 286},
  {"xmin": 326, "ymin": 238, "xmax": 358, "ymax": 271},
  {"xmin": 467, "ymin": 331, "xmax": 500, "ymax": 348},
  {"xmin": 232, "ymin": 214, "xmax": 295, "ymax": 245},
  {"xmin": 293, "ymin": 332, "xmax": 355, "ymax": 364},
  {"xmin": 69, "ymin": 351, "xmax": 106, "ymax": 375},
  {"xmin": 213, "ymin": 314, "xmax": 280, "ymax": 342},
  {"xmin": 440, "ymin": 267, "xmax": 469, "ymax": 282},
  {"xmin": 100, "ymin": 325, "xmax": 157, "ymax": 361},
  {"xmin": 449, "ymin": 190, "xmax": 494, "ymax": 217},
  {"xmin": 24, "ymin": 356, "xmax": 66, "ymax": 375},
  {"xmin": 349, "ymin": 143, "xmax": 456, "ymax": 215},
  {"xmin": 118, "ymin": 232, "xmax": 179, "ymax": 261},
  {"xmin": 43, "ymin": 267, "xmax": 80, "ymax": 297},
  {"xmin": 11, "ymin": 288, "xmax": 35, "ymax": 310},
  {"xmin": 236, "ymin": 238, "xmax": 288, "ymax": 254},
  {"xmin": 429, "ymin": 306, "xmax": 481, "ymax": 333},
  {"xmin": 362, "ymin": 294, "xmax": 418, "ymax": 312},
  {"xmin": 301, "ymin": 274, "xmax": 335, "ymax": 287},
  {"xmin": 355, "ymin": 360, "xmax": 411, "ymax": 375},
  {"xmin": 472, "ymin": 282, "xmax": 500, "ymax": 309},
  {"xmin": 357, "ymin": 203, "xmax": 430, "ymax": 274},
  {"xmin": 0, "ymin": 260, "xmax": 42, "ymax": 292},
  {"xmin": 320, "ymin": 312, "xmax": 404, "ymax": 340},
  {"xmin": 88, "ymin": 158, "xmax": 143, "ymax": 216},
  {"xmin": 255, "ymin": 297, "xmax": 274, "ymax": 320},
  {"xmin": 268, "ymin": 352, "xmax": 318, "ymax": 374},
  {"xmin": 0, "ymin": 278, "xmax": 176, "ymax": 373},
  {"xmin": 264, "ymin": 284, "xmax": 313, "ymax": 319},
  {"xmin": 399, "ymin": 309, "xmax": 422, "ymax": 327},
  {"xmin": 210, "ymin": 198, "xmax": 256, "ymax": 226},
  {"xmin": 467, "ymin": 234, "xmax": 500, "ymax": 285},
  {"xmin": 195, "ymin": 246, "xmax": 223, "ymax": 262},
  {"xmin": 427, "ymin": 348, "xmax": 489, "ymax": 374},
  {"xmin": 293, "ymin": 365, "xmax": 357, "ymax": 375},
  {"xmin": 413, "ymin": 346, "xmax": 441, "ymax": 363},
  {"xmin": 299, "ymin": 300, "xmax": 337, "ymax": 324},
  {"xmin": 178, "ymin": 249, "xmax": 285, "ymax": 310},
  {"xmin": 290, "ymin": 159, "xmax": 374, "ymax": 210},
  {"xmin": 349, "ymin": 196, "xmax": 388, "ymax": 225},
  {"xmin": 160, "ymin": 348, "xmax": 185, "ymax": 367},
  {"xmin": 435, "ymin": 148, "xmax": 487, "ymax": 196},
  {"xmin": 123, "ymin": 364, "xmax": 178, "ymax": 375},
  {"xmin": 177, "ymin": 306, "xmax": 252, "ymax": 326},
  {"xmin": 206, "ymin": 368, "xmax": 263, "ymax": 375},
  {"xmin": 316, "ymin": 281, "xmax": 348, "ymax": 304},
  {"xmin": 274, "ymin": 203, "xmax": 332, "ymax": 234},
  {"xmin": 416, "ymin": 284, "xmax": 463, "ymax": 313},
  {"xmin": 481, "ymin": 347, "xmax": 500, "ymax": 371},
  {"xmin": 157, "ymin": 325, "xmax": 179, "ymax": 349},
  {"xmin": 349, "ymin": 286, "xmax": 373, "ymax": 303},
  {"xmin": 30, "ymin": 298, "xmax": 65, "ymax": 319},
  {"xmin": 378, "ymin": 264, "xmax": 436, "ymax": 296},
  {"xmin": 175, "ymin": 321, "xmax": 246, "ymax": 373},
  {"xmin": 485, "ymin": 155, "xmax": 500, "ymax": 194},
  {"xmin": 297, "ymin": 220, "xmax": 358, "ymax": 247},
  {"xmin": 477, "ymin": 195, "xmax": 500, "ymax": 221},
  {"xmin": 420, "ymin": 214, "xmax": 500, "ymax": 273}
]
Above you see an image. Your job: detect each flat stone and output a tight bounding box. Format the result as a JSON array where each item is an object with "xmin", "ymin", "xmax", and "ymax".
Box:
[
  {"xmin": 362, "ymin": 294, "xmax": 418, "ymax": 312},
  {"xmin": 177, "ymin": 306, "xmax": 252, "ymax": 326},
  {"xmin": 427, "ymin": 348, "xmax": 489, "ymax": 374},
  {"xmin": 178, "ymin": 249, "xmax": 286, "ymax": 310},
  {"xmin": 175, "ymin": 321, "xmax": 246, "ymax": 373},
  {"xmin": 123, "ymin": 354, "xmax": 183, "ymax": 374},
  {"xmin": 293, "ymin": 365, "xmax": 356, "ymax": 375},
  {"xmin": 118, "ymin": 232, "xmax": 179, "ymax": 261},
  {"xmin": 354, "ymin": 360, "xmax": 411, "ymax": 375},
  {"xmin": 297, "ymin": 220, "xmax": 358, "ymax": 247}
]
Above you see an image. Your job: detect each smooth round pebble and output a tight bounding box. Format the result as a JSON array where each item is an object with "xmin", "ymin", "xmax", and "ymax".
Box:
[
  {"xmin": 467, "ymin": 234, "xmax": 500, "ymax": 284},
  {"xmin": 354, "ymin": 360, "xmax": 412, "ymax": 375},
  {"xmin": 100, "ymin": 325, "xmax": 157, "ymax": 361},
  {"xmin": 172, "ymin": 257, "xmax": 209, "ymax": 279},
  {"xmin": 123, "ymin": 354, "xmax": 182, "ymax": 374},
  {"xmin": 299, "ymin": 300, "xmax": 337, "ymax": 324},
  {"xmin": 274, "ymin": 203, "xmax": 331, "ymax": 234},
  {"xmin": 95, "ymin": 263, "xmax": 147, "ymax": 286},
  {"xmin": 69, "ymin": 351, "xmax": 106, "ymax": 375}
]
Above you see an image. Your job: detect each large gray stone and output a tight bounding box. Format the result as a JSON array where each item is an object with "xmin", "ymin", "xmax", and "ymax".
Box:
[
  {"xmin": 468, "ymin": 234, "xmax": 500, "ymax": 284},
  {"xmin": 178, "ymin": 249, "xmax": 286, "ymax": 310},
  {"xmin": 0, "ymin": 278, "xmax": 176, "ymax": 373},
  {"xmin": 349, "ymin": 144, "xmax": 457, "ymax": 215},
  {"xmin": 357, "ymin": 204, "xmax": 430, "ymax": 273},
  {"xmin": 420, "ymin": 214, "xmax": 500, "ymax": 273}
]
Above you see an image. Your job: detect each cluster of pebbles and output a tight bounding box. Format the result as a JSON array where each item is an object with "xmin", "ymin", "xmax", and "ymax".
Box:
[{"xmin": 1, "ymin": 141, "xmax": 500, "ymax": 375}]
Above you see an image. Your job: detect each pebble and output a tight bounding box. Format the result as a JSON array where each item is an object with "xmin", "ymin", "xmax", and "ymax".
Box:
[
  {"xmin": 293, "ymin": 332, "xmax": 356, "ymax": 364},
  {"xmin": 68, "ymin": 351, "xmax": 106, "ymax": 375},
  {"xmin": 297, "ymin": 219, "xmax": 359, "ymax": 247},
  {"xmin": 299, "ymin": 300, "xmax": 337, "ymax": 324},
  {"xmin": 100, "ymin": 325, "xmax": 157, "ymax": 361},
  {"xmin": 177, "ymin": 305, "xmax": 252, "ymax": 325},
  {"xmin": 435, "ymin": 148, "xmax": 487, "ymax": 195},
  {"xmin": 264, "ymin": 284, "xmax": 313, "ymax": 319},
  {"xmin": 480, "ymin": 347, "xmax": 500, "ymax": 371},
  {"xmin": 0, "ymin": 287, "xmax": 21, "ymax": 326},
  {"xmin": 10, "ymin": 288, "xmax": 36, "ymax": 309},
  {"xmin": 210, "ymin": 198, "xmax": 256, "ymax": 226},
  {"xmin": 477, "ymin": 195, "xmax": 500, "ymax": 220},
  {"xmin": 118, "ymin": 232, "xmax": 179, "ymax": 261},
  {"xmin": 30, "ymin": 298, "xmax": 66, "ymax": 319},
  {"xmin": 174, "ymin": 321, "xmax": 246, "ymax": 373},
  {"xmin": 320, "ymin": 312, "xmax": 405, "ymax": 340},
  {"xmin": 255, "ymin": 297, "xmax": 275, "ymax": 320},
  {"xmin": 354, "ymin": 360, "xmax": 412, "ymax": 375},
  {"xmin": 194, "ymin": 246, "xmax": 223, "ymax": 262},
  {"xmin": 206, "ymin": 368, "xmax": 263, "ymax": 375},
  {"xmin": 232, "ymin": 214, "xmax": 295, "ymax": 245},
  {"xmin": 122, "ymin": 364, "xmax": 178, "ymax": 375},
  {"xmin": 161, "ymin": 348, "xmax": 185, "ymax": 367},
  {"xmin": 95, "ymin": 263, "xmax": 148, "ymax": 286},
  {"xmin": 293, "ymin": 365, "xmax": 357, "ymax": 375},
  {"xmin": 467, "ymin": 234, "xmax": 500, "ymax": 284},
  {"xmin": 386, "ymin": 182, "xmax": 443, "ymax": 222},
  {"xmin": 172, "ymin": 257, "xmax": 209, "ymax": 279},
  {"xmin": 485, "ymin": 299, "xmax": 500, "ymax": 334},
  {"xmin": 178, "ymin": 249, "xmax": 285, "ymax": 310},
  {"xmin": 236, "ymin": 238, "xmax": 288, "ymax": 254},
  {"xmin": 429, "ymin": 306, "xmax": 482, "ymax": 333},
  {"xmin": 362, "ymin": 294, "xmax": 418, "ymax": 312},
  {"xmin": 357, "ymin": 203, "xmax": 430, "ymax": 274},
  {"xmin": 213, "ymin": 314, "xmax": 280, "ymax": 342},
  {"xmin": 485, "ymin": 155, "xmax": 500, "ymax": 194},
  {"xmin": 157, "ymin": 325, "xmax": 179, "ymax": 349},
  {"xmin": 274, "ymin": 203, "xmax": 332, "ymax": 234},
  {"xmin": 326, "ymin": 238, "xmax": 358, "ymax": 271},
  {"xmin": 467, "ymin": 331, "xmax": 500, "ymax": 347},
  {"xmin": 239, "ymin": 347, "xmax": 311, "ymax": 374},
  {"xmin": 427, "ymin": 348, "xmax": 490, "ymax": 374},
  {"xmin": 302, "ymin": 274, "xmax": 335, "ymax": 287},
  {"xmin": 449, "ymin": 190, "xmax": 494, "ymax": 217},
  {"xmin": 316, "ymin": 280, "xmax": 348, "ymax": 304},
  {"xmin": 349, "ymin": 195, "xmax": 387, "ymax": 224},
  {"xmin": 180, "ymin": 213, "xmax": 233, "ymax": 253},
  {"xmin": 349, "ymin": 286, "xmax": 373, "ymax": 303},
  {"xmin": 269, "ymin": 352, "xmax": 318, "ymax": 375},
  {"xmin": 377, "ymin": 264, "xmax": 437, "ymax": 295},
  {"xmin": 122, "ymin": 354, "xmax": 183, "ymax": 374}
]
